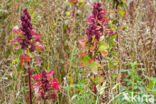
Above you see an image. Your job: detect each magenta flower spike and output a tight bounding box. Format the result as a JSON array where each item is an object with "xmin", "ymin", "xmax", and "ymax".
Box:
[{"xmin": 86, "ymin": 3, "xmax": 113, "ymax": 43}]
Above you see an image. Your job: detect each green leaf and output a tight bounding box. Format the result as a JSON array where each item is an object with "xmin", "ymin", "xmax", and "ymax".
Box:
[
  {"xmin": 63, "ymin": 20, "xmax": 69, "ymax": 30},
  {"xmin": 71, "ymin": 95, "xmax": 78, "ymax": 100},
  {"xmin": 146, "ymin": 88, "xmax": 156, "ymax": 95},
  {"xmin": 89, "ymin": 61, "xmax": 99, "ymax": 69},
  {"xmin": 65, "ymin": 11, "xmax": 70, "ymax": 16},
  {"xmin": 120, "ymin": 69, "xmax": 129, "ymax": 72},
  {"xmin": 107, "ymin": 0, "xmax": 111, "ymax": 2},
  {"xmin": 66, "ymin": 1, "xmax": 72, "ymax": 5},
  {"xmin": 0, "ymin": 9, "xmax": 8, "ymax": 13},
  {"xmin": 13, "ymin": 49, "xmax": 22, "ymax": 57},
  {"xmin": 84, "ymin": 5, "xmax": 90, "ymax": 9},
  {"xmin": 89, "ymin": 61, "xmax": 101, "ymax": 74},
  {"xmin": 78, "ymin": 0, "xmax": 84, "ymax": 6},
  {"xmin": 119, "ymin": 9, "xmax": 124, "ymax": 16},
  {"xmin": 112, "ymin": 83, "xmax": 120, "ymax": 90},
  {"xmin": 120, "ymin": 86, "xmax": 127, "ymax": 92},
  {"xmin": 150, "ymin": 77, "xmax": 156, "ymax": 84},
  {"xmin": 96, "ymin": 82, "xmax": 107, "ymax": 95},
  {"xmin": 111, "ymin": 26, "xmax": 116, "ymax": 31},
  {"xmin": 147, "ymin": 77, "xmax": 156, "ymax": 89},
  {"xmin": 82, "ymin": 55, "xmax": 90, "ymax": 65},
  {"xmin": 98, "ymin": 42, "xmax": 109, "ymax": 51}
]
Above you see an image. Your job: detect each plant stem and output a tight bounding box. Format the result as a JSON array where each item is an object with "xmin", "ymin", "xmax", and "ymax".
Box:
[
  {"xmin": 44, "ymin": 99, "xmax": 46, "ymax": 104},
  {"xmin": 148, "ymin": 0, "xmax": 154, "ymax": 77},
  {"xmin": 28, "ymin": 67, "xmax": 32, "ymax": 104}
]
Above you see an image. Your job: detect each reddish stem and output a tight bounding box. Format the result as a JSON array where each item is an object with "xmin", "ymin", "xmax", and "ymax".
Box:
[
  {"xmin": 44, "ymin": 99, "xmax": 46, "ymax": 104},
  {"xmin": 93, "ymin": 75, "xmax": 97, "ymax": 95},
  {"xmin": 28, "ymin": 67, "xmax": 32, "ymax": 104}
]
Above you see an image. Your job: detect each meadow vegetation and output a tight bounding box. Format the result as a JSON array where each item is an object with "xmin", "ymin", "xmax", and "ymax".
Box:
[{"xmin": 0, "ymin": 0, "xmax": 156, "ymax": 104}]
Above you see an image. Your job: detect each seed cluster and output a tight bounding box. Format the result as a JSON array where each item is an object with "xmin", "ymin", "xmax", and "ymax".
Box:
[
  {"xmin": 20, "ymin": 9, "xmax": 33, "ymax": 49},
  {"xmin": 86, "ymin": 3, "xmax": 113, "ymax": 43}
]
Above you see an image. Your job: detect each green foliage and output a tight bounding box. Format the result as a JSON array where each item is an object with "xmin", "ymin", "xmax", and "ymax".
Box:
[
  {"xmin": 82, "ymin": 55, "xmax": 91, "ymax": 65},
  {"xmin": 0, "ymin": 9, "xmax": 8, "ymax": 22},
  {"xmin": 114, "ymin": 62, "xmax": 154, "ymax": 104},
  {"xmin": 88, "ymin": 61, "xmax": 101, "ymax": 74},
  {"xmin": 98, "ymin": 41, "xmax": 109, "ymax": 51},
  {"xmin": 67, "ymin": 81, "xmax": 97, "ymax": 104},
  {"xmin": 107, "ymin": 0, "xmax": 127, "ymax": 8},
  {"xmin": 96, "ymin": 81, "xmax": 107, "ymax": 95},
  {"xmin": 146, "ymin": 77, "xmax": 156, "ymax": 95}
]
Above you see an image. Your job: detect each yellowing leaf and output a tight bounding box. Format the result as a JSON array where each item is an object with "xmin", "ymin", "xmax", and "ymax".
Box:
[
  {"xmin": 90, "ymin": 39, "xmax": 97, "ymax": 52},
  {"xmin": 121, "ymin": 0, "xmax": 126, "ymax": 3},
  {"xmin": 89, "ymin": 61, "xmax": 101, "ymax": 74},
  {"xmin": 19, "ymin": 69, "xmax": 24, "ymax": 74},
  {"xmin": 101, "ymin": 50, "xmax": 108, "ymax": 56},
  {"xmin": 78, "ymin": 0, "xmax": 84, "ymax": 6},
  {"xmin": 111, "ymin": 26, "xmax": 116, "ymax": 31},
  {"xmin": 66, "ymin": 1, "xmax": 72, "ymax": 5},
  {"xmin": 79, "ymin": 0, "xmax": 84, "ymax": 3},
  {"xmin": 98, "ymin": 41, "xmax": 109, "ymax": 51},
  {"xmin": 12, "ymin": 59, "xmax": 18, "ymax": 64},
  {"xmin": 81, "ymin": 55, "xmax": 90, "ymax": 65},
  {"xmin": 119, "ymin": 9, "xmax": 124, "ymax": 17},
  {"xmin": 65, "ymin": 11, "xmax": 70, "ymax": 16},
  {"xmin": 98, "ymin": 42, "xmax": 109, "ymax": 56}
]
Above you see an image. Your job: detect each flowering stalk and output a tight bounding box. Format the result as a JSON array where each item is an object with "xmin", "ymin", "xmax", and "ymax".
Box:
[
  {"xmin": 78, "ymin": 2, "xmax": 114, "ymax": 94},
  {"xmin": 21, "ymin": 9, "xmax": 33, "ymax": 104},
  {"xmin": 28, "ymin": 67, "xmax": 32, "ymax": 104},
  {"xmin": 32, "ymin": 70, "xmax": 60, "ymax": 103},
  {"xmin": 79, "ymin": 3, "xmax": 113, "ymax": 60},
  {"xmin": 79, "ymin": 2, "xmax": 113, "ymax": 71},
  {"xmin": 86, "ymin": 3, "xmax": 113, "ymax": 43},
  {"xmin": 12, "ymin": 8, "xmax": 44, "ymax": 103}
]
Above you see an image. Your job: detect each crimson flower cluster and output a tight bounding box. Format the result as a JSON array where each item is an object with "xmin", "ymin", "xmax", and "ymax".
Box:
[
  {"xmin": 86, "ymin": 3, "xmax": 113, "ymax": 43},
  {"xmin": 12, "ymin": 8, "xmax": 43, "ymax": 52},
  {"xmin": 20, "ymin": 9, "xmax": 33, "ymax": 49},
  {"xmin": 32, "ymin": 70, "xmax": 60, "ymax": 102}
]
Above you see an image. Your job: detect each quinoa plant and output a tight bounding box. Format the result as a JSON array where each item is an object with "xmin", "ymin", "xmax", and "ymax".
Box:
[
  {"xmin": 12, "ymin": 8, "xmax": 44, "ymax": 104},
  {"xmin": 78, "ymin": 2, "xmax": 114, "ymax": 96},
  {"xmin": 12, "ymin": 8, "xmax": 60, "ymax": 103}
]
